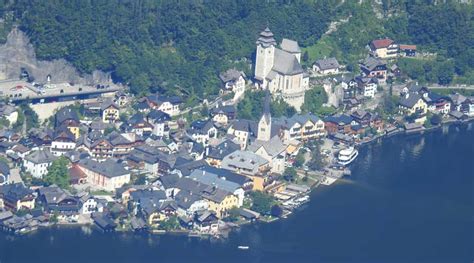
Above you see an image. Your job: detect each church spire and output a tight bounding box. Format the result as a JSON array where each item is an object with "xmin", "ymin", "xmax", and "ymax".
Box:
[
  {"xmin": 256, "ymin": 27, "xmax": 277, "ymax": 47},
  {"xmin": 257, "ymin": 89, "xmax": 272, "ymax": 142}
]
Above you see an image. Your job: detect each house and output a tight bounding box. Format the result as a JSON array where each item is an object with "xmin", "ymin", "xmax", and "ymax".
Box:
[
  {"xmin": 101, "ymin": 99, "xmax": 120, "ymax": 123},
  {"xmin": 450, "ymin": 93, "xmax": 474, "ymax": 117},
  {"xmin": 55, "ymin": 107, "xmax": 80, "ymax": 139},
  {"xmin": 219, "ymin": 69, "xmax": 246, "ymax": 102},
  {"xmin": 114, "ymin": 91, "xmax": 129, "ymax": 107},
  {"xmin": 194, "ymin": 210, "xmax": 219, "ymax": 233},
  {"xmin": 399, "ymin": 44, "xmax": 417, "ymax": 57},
  {"xmin": 51, "ymin": 126, "xmax": 76, "ymax": 156},
  {"xmin": 369, "ymin": 38, "xmax": 398, "ymax": 59},
  {"xmin": 23, "ymin": 149, "xmax": 57, "ymax": 178},
  {"xmin": 127, "ymin": 145, "xmax": 177, "ymax": 176},
  {"xmin": 312, "ymin": 57, "xmax": 340, "ymax": 75},
  {"xmin": 210, "ymin": 104, "xmax": 236, "ymax": 126},
  {"xmin": 129, "ymin": 189, "xmax": 174, "ymax": 226},
  {"xmin": 147, "ymin": 110, "xmax": 171, "ymax": 137},
  {"xmin": 0, "ymin": 160, "xmax": 9, "ymax": 185},
  {"xmin": 398, "ymin": 92, "xmax": 428, "ymax": 115},
  {"xmin": 78, "ymin": 192, "xmax": 104, "ymax": 214},
  {"xmin": 187, "ymin": 120, "xmax": 217, "ymax": 146},
  {"xmin": 146, "ymin": 95, "xmax": 182, "ymax": 117},
  {"xmin": 121, "ymin": 113, "xmax": 153, "ymax": 136},
  {"xmin": 355, "ymin": 76, "xmax": 378, "ymax": 98},
  {"xmin": 189, "ymin": 168, "xmax": 245, "ymax": 207},
  {"xmin": 324, "ymin": 114, "xmax": 356, "ymax": 134},
  {"xmin": 227, "ymin": 119, "xmax": 258, "ymax": 149},
  {"xmin": 247, "ymin": 136, "xmax": 286, "ymax": 175},
  {"xmin": 360, "ymin": 56, "xmax": 387, "ymax": 83},
  {"xmin": 275, "ymin": 113, "xmax": 326, "ymax": 141},
  {"xmin": 77, "ymin": 158, "xmax": 131, "ymax": 192},
  {"xmin": 221, "ymin": 150, "xmax": 270, "ymax": 191},
  {"xmin": 0, "ymin": 104, "xmax": 18, "ymax": 126},
  {"xmin": 422, "ymin": 92, "xmax": 451, "ymax": 115},
  {"xmin": 0, "ymin": 183, "xmax": 36, "ymax": 211},
  {"xmin": 37, "ymin": 186, "xmax": 82, "ymax": 220},
  {"xmin": 205, "ymin": 139, "xmax": 240, "ymax": 167},
  {"xmin": 254, "ymin": 27, "xmax": 309, "ymax": 111}
]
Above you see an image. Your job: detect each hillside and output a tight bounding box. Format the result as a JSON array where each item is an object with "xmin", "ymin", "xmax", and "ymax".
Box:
[{"xmin": 1, "ymin": 0, "xmax": 473, "ymax": 98}]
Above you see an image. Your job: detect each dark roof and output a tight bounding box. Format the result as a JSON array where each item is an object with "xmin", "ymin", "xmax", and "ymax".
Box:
[
  {"xmin": 0, "ymin": 183, "xmax": 34, "ymax": 203},
  {"xmin": 361, "ymin": 56, "xmax": 386, "ymax": 71},
  {"xmin": 78, "ymin": 158, "xmax": 129, "ymax": 178},
  {"xmin": 199, "ymin": 165, "xmax": 250, "ymax": 186},
  {"xmin": 55, "ymin": 107, "xmax": 79, "ymax": 127},
  {"xmin": 147, "ymin": 95, "xmax": 183, "ymax": 106},
  {"xmin": 219, "ymin": 69, "xmax": 245, "ymax": 83},
  {"xmin": 256, "ymin": 27, "xmax": 277, "ymax": 47},
  {"xmin": 147, "ymin": 110, "xmax": 171, "ymax": 123},
  {"xmin": 324, "ymin": 114, "xmax": 353, "ymax": 125},
  {"xmin": 0, "ymin": 160, "xmax": 10, "ymax": 176},
  {"xmin": 188, "ymin": 120, "xmax": 215, "ymax": 135},
  {"xmin": 399, "ymin": 92, "xmax": 423, "ymax": 108},
  {"xmin": 314, "ymin": 57, "xmax": 340, "ymax": 71},
  {"xmin": 24, "ymin": 149, "xmax": 57, "ymax": 164},
  {"xmin": 210, "ymin": 104, "xmax": 236, "ymax": 116},
  {"xmin": 206, "ymin": 140, "xmax": 240, "ymax": 161}
]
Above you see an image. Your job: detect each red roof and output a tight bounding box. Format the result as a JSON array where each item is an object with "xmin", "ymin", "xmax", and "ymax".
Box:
[
  {"xmin": 399, "ymin": 44, "xmax": 417, "ymax": 50},
  {"xmin": 370, "ymin": 38, "xmax": 394, "ymax": 49}
]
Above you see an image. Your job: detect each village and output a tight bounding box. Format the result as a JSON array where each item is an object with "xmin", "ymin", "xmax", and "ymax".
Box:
[{"xmin": 0, "ymin": 28, "xmax": 473, "ymax": 237}]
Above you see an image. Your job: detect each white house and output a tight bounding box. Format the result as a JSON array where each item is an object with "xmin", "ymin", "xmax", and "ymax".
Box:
[
  {"xmin": 187, "ymin": 120, "xmax": 217, "ymax": 146},
  {"xmin": 313, "ymin": 58, "xmax": 340, "ymax": 75},
  {"xmin": 219, "ymin": 69, "xmax": 246, "ymax": 102},
  {"xmin": 23, "ymin": 149, "xmax": 57, "ymax": 178},
  {"xmin": 77, "ymin": 158, "xmax": 131, "ymax": 192}
]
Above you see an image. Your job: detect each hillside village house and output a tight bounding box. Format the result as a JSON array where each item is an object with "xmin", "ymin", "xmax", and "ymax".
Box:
[
  {"xmin": 205, "ymin": 140, "xmax": 241, "ymax": 168},
  {"xmin": 398, "ymin": 92, "xmax": 428, "ymax": 115},
  {"xmin": 77, "ymin": 158, "xmax": 131, "ymax": 192},
  {"xmin": 399, "ymin": 44, "xmax": 417, "ymax": 57},
  {"xmin": 221, "ymin": 150, "xmax": 270, "ymax": 191},
  {"xmin": 360, "ymin": 56, "xmax": 387, "ymax": 83},
  {"xmin": 146, "ymin": 110, "xmax": 171, "ymax": 137},
  {"xmin": 219, "ymin": 69, "xmax": 246, "ymax": 102},
  {"xmin": 450, "ymin": 93, "xmax": 474, "ymax": 116},
  {"xmin": 23, "ymin": 149, "xmax": 57, "ymax": 178},
  {"xmin": 55, "ymin": 107, "xmax": 81, "ymax": 139},
  {"xmin": 101, "ymin": 100, "xmax": 120, "ymax": 123},
  {"xmin": 355, "ymin": 76, "xmax": 378, "ymax": 98},
  {"xmin": 369, "ymin": 38, "xmax": 398, "ymax": 59},
  {"xmin": 51, "ymin": 127, "xmax": 76, "ymax": 156},
  {"xmin": 210, "ymin": 104, "xmax": 236, "ymax": 126},
  {"xmin": 0, "ymin": 183, "xmax": 36, "ymax": 211},
  {"xmin": 187, "ymin": 120, "xmax": 217, "ymax": 146},
  {"xmin": 227, "ymin": 119, "xmax": 257, "ymax": 150},
  {"xmin": 312, "ymin": 58, "xmax": 340, "ymax": 75},
  {"xmin": 254, "ymin": 27, "xmax": 309, "ymax": 111},
  {"xmin": 146, "ymin": 95, "xmax": 182, "ymax": 117}
]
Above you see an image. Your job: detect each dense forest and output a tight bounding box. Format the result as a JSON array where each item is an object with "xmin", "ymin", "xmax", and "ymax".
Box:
[{"xmin": 0, "ymin": 0, "xmax": 472, "ymax": 98}]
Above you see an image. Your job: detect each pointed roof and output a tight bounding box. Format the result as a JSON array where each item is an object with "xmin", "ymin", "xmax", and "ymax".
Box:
[
  {"xmin": 256, "ymin": 27, "xmax": 277, "ymax": 47},
  {"xmin": 281, "ymin": 38, "xmax": 301, "ymax": 53}
]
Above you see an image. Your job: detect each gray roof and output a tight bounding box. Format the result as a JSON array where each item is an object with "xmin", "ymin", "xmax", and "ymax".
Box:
[
  {"xmin": 256, "ymin": 27, "xmax": 277, "ymax": 47},
  {"xmin": 314, "ymin": 57, "xmax": 340, "ymax": 71},
  {"xmin": 399, "ymin": 92, "xmax": 423, "ymax": 108},
  {"xmin": 280, "ymin": 38, "xmax": 301, "ymax": 53},
  {"xmin": 219, "ymin": 68, "xmax": 245, "ymax": 83},
  {"xmin": 272, "ymin": 48, "xmax": 304, "ymax": 75},
  {"xmin": 78, "ymin": 158, "xmax": 129, "ymax": 178},
  {"xmin": 189, "ymin": 169, "xmax": 242, "ymax": 193},
  {"xmin": 221, "ymin": 150, "xmax": 269, "ymax": 175},
  {"xmin": 24, "ymin": 149, "xmax": 57, "ymax": 164},
  {"xmin": 247, "ymin": 136, "xmax": 286, "ymax": 158},
  {"xmin": 361, "ymin": 56, "xmax": 386, "ymax": 71}
]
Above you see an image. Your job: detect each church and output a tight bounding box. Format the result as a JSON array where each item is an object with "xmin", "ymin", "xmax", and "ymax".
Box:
[{"xmin": 254, "ymin": 27, "xmax": 309, "ymax": 111}]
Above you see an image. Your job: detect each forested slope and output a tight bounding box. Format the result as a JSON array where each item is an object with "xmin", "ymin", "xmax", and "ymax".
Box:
[{"xmin": 0, "ymin": 0, "xmax": 472, "ymax": 97}]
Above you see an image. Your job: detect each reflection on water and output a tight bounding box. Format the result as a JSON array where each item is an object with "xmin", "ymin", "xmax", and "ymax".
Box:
[{"xmin": 410, "ymin": 136, "xmax": 425, "ymax": 157}]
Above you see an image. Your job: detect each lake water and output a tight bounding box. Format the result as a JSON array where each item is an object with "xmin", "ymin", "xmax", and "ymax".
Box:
[{"xmin": 1, "ymin": 124, "xmax": 473, "ymax": 263}]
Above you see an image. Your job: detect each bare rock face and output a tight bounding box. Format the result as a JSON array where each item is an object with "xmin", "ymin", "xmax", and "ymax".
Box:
[{"xmin": 0, "ymin": 28, "xmax": 111, "ymax": 85}]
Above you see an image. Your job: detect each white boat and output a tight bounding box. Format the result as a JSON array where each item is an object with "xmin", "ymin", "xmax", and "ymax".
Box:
[
  {"xmin": 337, "ymin": 147, "xmax": 359, "ymax": 166},
  {"xmin": 238, "ymin": 246, "xmax": 249, "ymax": 250}
]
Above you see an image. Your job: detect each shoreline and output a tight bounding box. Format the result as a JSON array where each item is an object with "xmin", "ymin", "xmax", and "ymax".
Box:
[{"xmin": 3, "ymin": 118, "xmax": 473, "ymax": 238}]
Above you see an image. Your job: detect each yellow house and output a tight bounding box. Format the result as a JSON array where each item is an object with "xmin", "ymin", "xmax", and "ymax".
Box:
[
  {"xmin": 67, "ymin": 124, "xmax": 81, "ymax": 139},
  {"xmin": 101, "ymin": 100, "xmax": 120, "ymax": 123},
  {"xmin": 399, "ymin": 93, "xmax": 428, "ymax": 115},
  {"xmin": 203, "ymin": 190, "xmax": 239, "ymax": 218}
]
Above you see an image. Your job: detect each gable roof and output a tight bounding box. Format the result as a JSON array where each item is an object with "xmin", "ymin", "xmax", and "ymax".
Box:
[
  {"xmin": 55, "ymin": 107, "xmax": 80, "ymax": 127},
  {"xmin": 272, "ymin": 48, "xmax": 303, "ymax": 75},
  {"xmin": 370, "ymin": 38, "xmax": 394, "ymax": 49},
  {"xmin": 314, "ymin": 57, "xmax": 340, "ymax": 71},
  {"xmin": 219, "ymin": 68, "xmax": 245, "ymax": 83},
  {"xmin": 280, "ymin": 38, "xmax": 301, "ymax": 53},
  {"xmin": 78, "ymin": 158, "xmax": 129, "ymax": 178},
  {"xmin": 24, "ymin": 149, "xmax": 57, "ymax": 164},
  {"xmin": 399, "ymin": 92, "xmax": 423, "ymax": 108}
]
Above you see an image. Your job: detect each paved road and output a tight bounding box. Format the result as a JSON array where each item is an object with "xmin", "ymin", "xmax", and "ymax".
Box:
[{"xmin": 9, "ymin": 168, "xmax": 23, "ymax": 184}]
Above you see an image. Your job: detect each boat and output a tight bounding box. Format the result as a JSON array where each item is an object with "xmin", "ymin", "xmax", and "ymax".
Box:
[
  {"xmin": 238, "ymin": 246, "xmax": 249, "ymax": 250},
  {"xmin": 337, "ymin": 147, "xmax": 359, "ymax": 166}
]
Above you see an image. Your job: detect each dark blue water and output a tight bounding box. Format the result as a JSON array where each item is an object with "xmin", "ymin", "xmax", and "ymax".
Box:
[{"xmin": 1, "ymin": 125, "xmax": 473, "ymax": 263}]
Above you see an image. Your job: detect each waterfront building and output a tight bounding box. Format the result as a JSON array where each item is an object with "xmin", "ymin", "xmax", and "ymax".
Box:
[
  {"xmin": 77, "ymin": 158, "xmax": 131, "ymax": 192},
  {"xmin": 0, "ymin": 183, "xmax": 36, "ymax": 211}
]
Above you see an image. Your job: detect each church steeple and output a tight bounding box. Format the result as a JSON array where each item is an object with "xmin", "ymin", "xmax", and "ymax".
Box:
[
  {"xmin": 256, "ymin": 27, "xmax": 277, "ymax": 47},
  {"xmin": 257, "ymin": 90, "xmax": 272, "ymax": 142}
]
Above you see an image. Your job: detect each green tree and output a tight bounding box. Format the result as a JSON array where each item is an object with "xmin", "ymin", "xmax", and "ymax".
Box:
[
  {"xmin": 249, "ymin": 191, "xmax": 274, "ymax": 215},
  {"xmin": 270, "ymin": 205, "xmax": 283, "ymax": 218},
  {"xmin": 294, "ymin": 151, "xmax": 305, "ymax": 168},
  {"xmin": 283, "ymin": 167, "xmax": 297, "ymax": 182},
  {"xmin": 159, "ymin": 216, "xmax": 180, "ymax": 231},
  {"xmin": 44, "ymin": 157, "xmax": 70, "ymax": 189}
]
